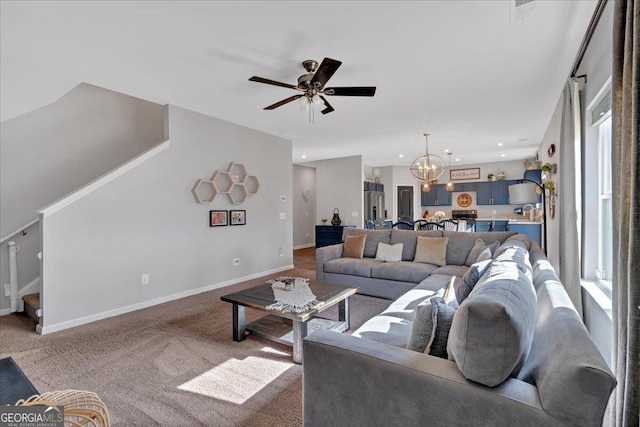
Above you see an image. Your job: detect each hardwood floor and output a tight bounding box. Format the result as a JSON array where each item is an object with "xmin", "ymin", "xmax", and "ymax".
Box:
[{"xmin": 293, "ymin": 246, "xmax": 316, "ymax": 271}]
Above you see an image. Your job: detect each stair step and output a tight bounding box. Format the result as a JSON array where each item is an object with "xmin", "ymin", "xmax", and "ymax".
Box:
[{"xmin": 22, "ymin": 293, "xmax": 40, "ymax": 324}]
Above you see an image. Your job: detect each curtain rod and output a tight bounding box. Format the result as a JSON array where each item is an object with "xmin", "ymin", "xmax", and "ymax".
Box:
[{"xmin": 570, "ymin": 0, "xmax": 609, "ymax": 77}]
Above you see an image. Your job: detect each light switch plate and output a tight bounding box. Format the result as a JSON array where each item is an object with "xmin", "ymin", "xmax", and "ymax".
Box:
[
  {"xmin": 352, "ymin": 211, "xmax": 358, "ymax": 217},
  {"xmin": 279, "ymin": 212, "xmax": 286, "ymax": 219}
]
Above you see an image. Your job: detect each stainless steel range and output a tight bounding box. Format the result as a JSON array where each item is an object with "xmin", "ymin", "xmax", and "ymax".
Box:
[{"xmin": 452, "ymin": 210, "xmax": 477, "ymax": 231}]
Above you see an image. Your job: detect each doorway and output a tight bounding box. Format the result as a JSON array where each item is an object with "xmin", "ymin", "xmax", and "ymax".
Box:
[{"xmin": 397, "ymin": 186, "xmax": 414, "ymax": 222}]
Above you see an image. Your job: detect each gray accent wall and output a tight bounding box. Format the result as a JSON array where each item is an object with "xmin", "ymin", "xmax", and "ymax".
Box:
[
  {"xmin": 292, "ymin": 165, "xmax": 316, "ymax": 248},
  {"xmin": 312, "ymin": 156, "xmax": 363, "ymax": 228},
  {"xmin": 39, "ymin": 104, "xmax": 292, "ymax": 331},
  {"xmin": 0, "ymin": 83, "xmax": 165, "ymax": 236},
  {"xmin": 0, "ymin": 83, "xmax": 165, "ymax": 313}
]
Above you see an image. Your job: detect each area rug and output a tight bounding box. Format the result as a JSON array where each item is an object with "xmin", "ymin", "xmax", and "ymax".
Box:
[{"xmin": 0, "ymin": 268, "xmax": 389, "ymax": 426}]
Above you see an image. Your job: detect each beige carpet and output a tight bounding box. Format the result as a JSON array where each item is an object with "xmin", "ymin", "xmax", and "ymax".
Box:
[{"xmin": 0, "ymin": 268, "xmax": 389, "ymax": 426}]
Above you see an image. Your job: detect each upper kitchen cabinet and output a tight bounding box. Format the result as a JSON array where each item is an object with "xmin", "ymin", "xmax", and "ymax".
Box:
[
  {"xmin": 477, "ymin": 180, "xmax": 518, "ymax": 205},
  {"xmin": 421, "ymin": 184, "xmax": 452, "ymax": 206}
]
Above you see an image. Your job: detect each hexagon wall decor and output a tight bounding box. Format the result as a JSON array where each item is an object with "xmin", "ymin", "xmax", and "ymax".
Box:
[{"xmin": 191, "ymin": 162, "xmax": 259, "ymax": 204}]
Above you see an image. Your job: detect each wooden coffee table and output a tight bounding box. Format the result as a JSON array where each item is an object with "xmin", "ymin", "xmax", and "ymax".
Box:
[{"xmin": 221, "ymin": 279, "xmax": 357, "ymax": 364}]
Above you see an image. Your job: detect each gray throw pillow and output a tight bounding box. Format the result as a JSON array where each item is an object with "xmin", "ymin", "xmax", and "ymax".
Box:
[
  {"xmin": 407, "ymin": 296, "xmax": 456, "ymax": 358},
  {"xmin": 455, "ymin": 259, "xmax": 492, "ymax": 304},
  {"xmin": 465, "ymin": 239, "xmax": 500, "ymax": 266},
  {"xmin": 447, "ymin": 260, "xmax": 537, "ymax": 387}
]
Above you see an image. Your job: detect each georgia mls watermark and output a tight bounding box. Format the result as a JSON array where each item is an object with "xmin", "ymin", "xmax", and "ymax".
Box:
[{"xmin": 0, "ymin": 404, "xmax": 64, "ymax": 427}]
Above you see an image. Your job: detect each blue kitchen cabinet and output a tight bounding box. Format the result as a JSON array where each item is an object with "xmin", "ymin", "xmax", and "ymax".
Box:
[
  {"xmin": 476, "ymin": 182, "xmax": 493, "ymax": 205},
  {"xmin": 509, "ymin": 223, "xmax": 542, "ymax": 246},
  {"xmin": 421, "ymin": 184, "xmax": 451, "ymax": 206}
]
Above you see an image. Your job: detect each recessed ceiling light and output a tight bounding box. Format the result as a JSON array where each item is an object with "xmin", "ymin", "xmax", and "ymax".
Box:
[
  {"xmin": 455, "ymin": 158, "xmax": 460, "ymax": 162},
  {"xmin": 399, "ymin": 154, "xmax": 404, "ymax": 158},
  {"xmin": 501, "ymin": 153, "xmax": 506, "ymax": 157},
  {"xmin": 444, "ymin": 149, "xmax": 450, "ymax": 153},
  {"xmin": 301, "ymin": 155, "xmax": 307, "ymax": 159},
  {"xmin": 497, "ymin": 143, "xmax": 504, "ymax": 147}
]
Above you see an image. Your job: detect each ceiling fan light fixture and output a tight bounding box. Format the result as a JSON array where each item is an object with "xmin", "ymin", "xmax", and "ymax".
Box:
[{"xmin": 312, "ymin": 94, "xmax": 323, "ymax": 106}]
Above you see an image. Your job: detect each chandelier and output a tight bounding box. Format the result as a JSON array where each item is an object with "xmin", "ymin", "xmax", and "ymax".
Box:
[{"xmin": 410, "ymin": 133, "xmax": 445, "ymax": 190}]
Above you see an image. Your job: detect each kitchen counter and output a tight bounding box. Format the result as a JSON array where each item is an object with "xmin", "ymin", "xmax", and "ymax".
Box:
[{"xmin": 476, "ymin": 218, "xmax": 543, "ymax": 224}]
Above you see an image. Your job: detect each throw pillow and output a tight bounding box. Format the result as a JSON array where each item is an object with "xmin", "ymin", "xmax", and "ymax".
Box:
[
  {"xmin": 342, "ymin": 234, "xmax": 366, "ymax": 258},
  {"xmin": 447, "ymin": 260, "xmax": 537, "ymax": 387},
  {"xmin": 413, "ymin": 236, "xmax": 449, "ymax": 267},
  {"xmin": 475, "ymin": 247, "xmax": 492, "ymax": 262},
  {"xmin": 442, "ymin": 276, "xmax": 457, "ymax": 306},
  {"xmin": 455, "ymin": 259, "xmax": 492, "ymax": 304},
  {"xmin": 465, "ymin": 239, "xmax": 500, "ymax": 266},
  {"xmin": 407, "ymin": 296, "xmax": 456, "ymax": 358},
  {"xmin": 375, "ymin": 242, "xmax": 403, "ymax": 262}
]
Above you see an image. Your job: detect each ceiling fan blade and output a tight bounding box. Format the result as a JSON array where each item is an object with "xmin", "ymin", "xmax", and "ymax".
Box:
[
  {"xmin": 264, "ymin": 94, "xmax": 304, "ymax": 110},
  {"xmin": 324, "ymin": 86, "xmax": 377, "ymax": 96},
  {"xmin": 249, "ymin": 76, "xmax": 299, "ymax": 90},
  {"xmin": 310, "ymin": 58, "xmax": 342, "ymax": 88},
  {"xmin": 319, "ymin": 96, "xmax": 334, "ymax": 114}
]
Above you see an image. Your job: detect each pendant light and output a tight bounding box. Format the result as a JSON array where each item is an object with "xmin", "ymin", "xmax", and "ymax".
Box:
[
  {"xmin": 445, "ymin": 153, "xmax": 455, "ymax": 192},
  {"xmin": 410, "ymin": 133, "xmax": 445, "ymax": 190}
]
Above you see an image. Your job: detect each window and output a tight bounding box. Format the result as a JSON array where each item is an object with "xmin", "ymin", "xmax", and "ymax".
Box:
[{"xmin": 596, "ymin": 116, "xmax": 612, "ymax": 286}]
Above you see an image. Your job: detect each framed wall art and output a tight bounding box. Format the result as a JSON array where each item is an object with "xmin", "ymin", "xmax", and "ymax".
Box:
[
  {"xmin": 450, "ymin": 168, "xmax": 480, "ymax": 181},
  {"xmin": 230, "ymin": 210, "xmax": 246, "ymax": 226},
  {"xmin": 210, "ymin": 210, "xmax": 228, "ymax": 227}
]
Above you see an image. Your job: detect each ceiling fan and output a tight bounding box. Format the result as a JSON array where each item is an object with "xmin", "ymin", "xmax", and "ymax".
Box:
[{"xmin": 249, "ymin": 57, "xmax": 376, "ymax": 114}]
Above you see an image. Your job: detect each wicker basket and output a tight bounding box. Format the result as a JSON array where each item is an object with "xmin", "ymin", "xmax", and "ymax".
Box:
[{"xmin": 16, "ymin": 389, "xmax": 110, "ymax": 427}]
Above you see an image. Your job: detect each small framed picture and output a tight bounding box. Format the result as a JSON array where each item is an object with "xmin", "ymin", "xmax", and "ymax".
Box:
[
  {"xmin": 230, "ymin": 210, "xmax": 246, "ymax": 226},
  {"xmin": 210, "ymin": 210, "xmax": 228, "ymax": 227}
]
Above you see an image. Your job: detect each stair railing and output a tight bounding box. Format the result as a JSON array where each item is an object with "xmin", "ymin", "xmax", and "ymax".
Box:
[{"xmin": 1, "ymin": 218, "xmax": 39, "ymax": 313}]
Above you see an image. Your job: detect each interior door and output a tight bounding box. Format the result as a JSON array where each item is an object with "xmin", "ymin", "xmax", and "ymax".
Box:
[{"xmin": 397, "ymin": 186, "xmax": 414, "ymax": 222}]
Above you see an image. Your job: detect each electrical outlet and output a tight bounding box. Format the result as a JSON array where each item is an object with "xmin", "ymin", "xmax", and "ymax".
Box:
[
  {"xmin": 279, "ymin": 212, "xmax": 286, "ymax": 220},
  {"xmin": 279, "ymin": 247, "xmax": 284, "ymax": 256},
  {"xmin": 305, "ymin": 233, "xmax": 309, "ymax": 240},
  {"xmin": 3, "ymin": 284, "xmax": 10, "ymax": 297},
  {"xmin": 352, "ymin": 211, "xmax": 358, "ymax": 217},
  {"xmin": 233, "ymin": 258, "xmax": 240, "ymax": 266},
  {"xmin": 141, "ymin": 274, "xmax": 150, "ymax": 285}
]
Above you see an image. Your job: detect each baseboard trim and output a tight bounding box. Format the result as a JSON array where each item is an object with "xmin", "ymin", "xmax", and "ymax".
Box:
[
  {"xmin": 293, "ymin": 243, "xmax": 316, "ymax": 250},
  {"xmin": 40, "ymin": 264, "xmax": 295, "ymax": 334},
  {"xmin": 0, "ymin": 308, "xmax": 11, "ymax": 316}
]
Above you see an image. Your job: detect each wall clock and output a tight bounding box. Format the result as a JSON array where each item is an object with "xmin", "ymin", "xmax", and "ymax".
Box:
[{"xmin": 457, "ymin": 193, "xmax": 473, "ymax": 207}]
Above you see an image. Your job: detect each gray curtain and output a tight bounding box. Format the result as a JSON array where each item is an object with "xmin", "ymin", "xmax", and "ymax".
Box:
[
  {"xmin": 559, "ymin": 80, "xmax": 583, "ymax": 317},
  {"xmin": 612, "ymin": 0, "xmax": 640, "ymax": 425}
]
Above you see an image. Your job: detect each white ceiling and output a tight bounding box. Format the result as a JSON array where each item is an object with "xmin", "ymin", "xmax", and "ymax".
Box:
[{"xmin": 0, "ymin": 1, "xmax": 596, "ymax": 167}]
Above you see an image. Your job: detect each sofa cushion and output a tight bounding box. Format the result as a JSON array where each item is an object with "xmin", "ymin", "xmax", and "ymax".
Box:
[
  {"xmin": 447, "ymin": 258, "xmax": 537, "ymax": 387},
  {"xmin": 390, "ymin": 229, "xmax": 443, "ymax": 261},
  {"xmin": 431, "ymin": 265, "xmax": 469, "ymax": 278},
  {"xmin": 464, "ymin": 238, "xmax": 499, "ymax": 266},
  {"xmin": 455, "ymin": 259, "xmax": 493, "ymax": 304},
  {"xmin": 343, "ymin": 228, "xmax": 392, "ymax": 258},
  {"xmin": 415, "ymin": 274, "xmax": 458, "ymax": 293},
  {"xmin": 351, "ymin": 315, "xmax": 413, "ymax": 348},
  {"xmin": 443, "ymin": 231, "xmax": 516, "ymax": 266},
  {"xmin": 343, "ymin": 234, "xmax": 366, "ymax": 258},
  {"xmin": 371, "ymin": 261, "xmax": 437, "ymax": 283},
  {"xmin": 407, "ymin": 296, "xmax": 456, "ymax": 358},
  {"xmin": 381, "ymin": 287, "xmax": 437, "ymax": 321},
  {"xmin": 324, "ymin": 258, "xmax": 380, "ymax": 278},
  {"xmin": 375, "ymin": 242, "xmax": 403, "ymax": 262},
  {"xmin": 414, "ymin": 237, "xmax": 449, "ymax": 266}
]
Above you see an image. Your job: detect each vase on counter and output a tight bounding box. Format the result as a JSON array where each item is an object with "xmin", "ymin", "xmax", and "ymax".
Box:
[{"xmin": 331, "ymin": 208, "xmax": 342, "ymax": 226}]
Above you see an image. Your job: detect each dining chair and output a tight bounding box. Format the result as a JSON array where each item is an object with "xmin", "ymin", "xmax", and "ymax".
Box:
[
  {"xmin": 392, "ymin": 221, "xmax": 414, "ymax": 230},
  {"xmin": 440, "ymin": 219, "xmax": 459, "ymax": 231},
  {"xmin": 365, "ymin": 220, "xmax": 376, "ymax": 229},
  {"xmin": 414, "ymin": 221, "xmax": 444, "ymax": 231}
]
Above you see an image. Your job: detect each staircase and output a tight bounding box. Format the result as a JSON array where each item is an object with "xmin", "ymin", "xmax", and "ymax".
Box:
[{"xmin": 22, "ymin": 293, "xmax": 40, "ymax": 324}]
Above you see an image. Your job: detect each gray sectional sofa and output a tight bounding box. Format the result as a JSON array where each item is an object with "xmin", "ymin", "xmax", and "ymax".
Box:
[
  {"xmin": 316, "ymin": 228, "xmax": 516, "ymax": 300},
  {"xmin": 304, "ymin": 230, "xmax": 616, "ymax": 426}
]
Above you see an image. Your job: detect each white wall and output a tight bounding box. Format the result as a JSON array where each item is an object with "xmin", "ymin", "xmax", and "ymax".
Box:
[
  {"xmin": 312, "ymin": 156, "xmax": 363, "ymax": 227},
  {"xmin": 292, "ymin": 165, "xmax": 316, "ymax": 248},
  {"xmin": 0, "ymin": 83, "xmax": 165, "ymax": 236},
  {"xmin": 0, "ymin": 83, "xmax": 165, "ymax": 313},
  {"xmin": 39, "ymin": 105, "xmax": 293, "ymax": 332},
  {"xmin": 537, "ymin": 96, "xmax": 563, "ymax": 272}
]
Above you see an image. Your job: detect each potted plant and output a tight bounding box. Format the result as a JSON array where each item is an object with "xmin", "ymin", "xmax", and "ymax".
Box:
[
  {"xmin": 321, "ymin": 218, "xmax": 328, "ymax": 224},
  {"xmin": 487, "ymin": 173, "xmax": 495, "ymax": 181}
]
